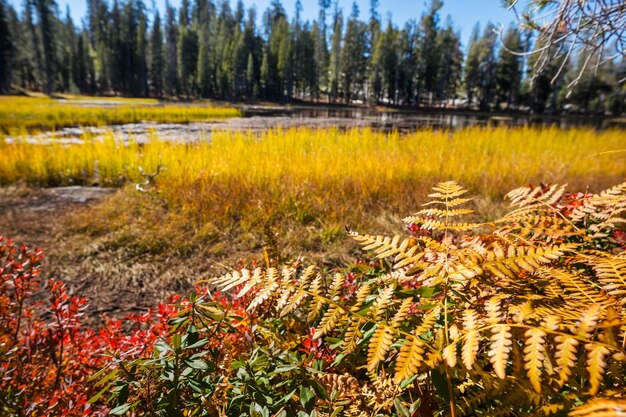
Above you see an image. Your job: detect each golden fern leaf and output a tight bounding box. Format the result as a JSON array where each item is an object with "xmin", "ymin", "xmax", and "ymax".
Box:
[
  {"xmin": 329, "ymin": 272, "xmax": 346, "ymax": 300},
  {"xmin": 274, "ymin": 267, "xmax": 298, "ymax": 312},
  {"xmin": 410, "ymin": 207, "xmax": 475, "ymax": 218},
  {"xmin": 524, "ymin": 328, "xmax": 547, "ymax": 394},
  {"xmin": 307, "ymin": 274, "xmax": 327, "ymax": 323},
  {"xmin": 429, "ymin": 180, "xmax": 470, "ymax": 199},
  {"xmin": 247, "ymin": 268, "xmax": 280, "ymax": 311},
  {"xmin": 367, "ymin": 325, "xmax": 395, "ymax": 372},
  {"xmin": 366, "ymin": 299, "xmax": 413, "ymax": 372},
  {"xmin": 455, "ymin": 390, "xmax": 489, "ymax": 417},
  {"xmin": 402, "ymin": 217, "xmax": 480, "ymax": 232},
  {"xmin": 443, "ymin": 342, "xmax": 458, "ymax": 368},
  {"xmin": 506, "ymin": 184, "xmax": 567, "ymax": 208},
  {"xmin": 593, "ymin": 257, "xmax": 626, "ymax": 304},
  {"xmin": 576, "ymin": 304, "xmax": 602, "ymax": 339},
  {"xmin": 569, "ymin": 397, "xmax": 626, "ymax": 417},
  {"xmin": 539, "ymin": 267, "xmax": 607, "ymax": 304},
  {"xmin": 489, "ymin": 324, "xmax": 513, "ymax": 379},
  {"xmin": 314, "ymin": 305, "xmax": 345, "ymax": 340},
  {"xmin": 393, "ymin": 244, "xmax": 427, "ymax": 269},
  {"xmin": 555, "ymin": 335, "xmax": 579, "ymax": 387},
  {"xmin": 350, "ymin": 232, "xmax": 410, "ymax": 259},
  {"xmin": 343, "ymin": 319, "xmax": 364, "ymax": 354},
  {"xmin": 393, "ymin": 333, "xmax": 426, "ymax": 384},
  {"xmin": 415, "ymin": 306, "xmax": 442, "ymax": 335},
  {"xmin": 585, "ymin": 343, "xmax": 610, "ymax": 396},
  {"xmin": 369, "ymin": 285, "xmax": 395, "ymax": 322},
  {"xmin": 483, "ymin": 243, "xmax": 575, "ymax": 279},
  {"xmin": 208, "ymin": 268, "xmax": 252, "ymax": 292},
  {"xmin": 462, "ymin": 309, "xmax": 480, "ymax": 370},
  {"xmin": 485, "ymin": 296, "xmax": 505, "ymax": 324},
  {"xmin": 280, "ymin": 266, "xmax": 318, "ymax": 316},
  {"xmin": 570, "ymin": 181, "xmax": 626, "ymax": 222}
]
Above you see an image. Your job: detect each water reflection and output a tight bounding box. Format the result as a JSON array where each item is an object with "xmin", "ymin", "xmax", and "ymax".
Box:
[{"xmin": 242, "ymin": 106, "xmax": 624, "ymax": 131}]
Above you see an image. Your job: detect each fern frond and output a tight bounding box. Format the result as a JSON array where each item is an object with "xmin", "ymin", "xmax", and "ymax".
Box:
[
  {"xmin": 429, "ymin": 181, "xmax": 470, "ymax": 200},
  {"xmin": 524, "ymin": 328, "xmax": 547, "ymax": 393},
  {"xmin": 247, "ymin": 268, "xmax": 280, "ymax": 311},
  {"xmin": 443, "ymin": 342, "xmax": 458, "ymax": 368},
  {"xmin": 555, "ymin": 334, "xmax": 579, "ymax": 387},
  {"xmin": 462, "ymin": 309, "xmax": 481, "ymax": 370},
  {"xmin": 409, "ymin": 207, "xmax": 475, "ymax": 218},
  {"xmin": 483, "ymin": 243, "xmax": 575, "ymax": 279},
  {"xmin": 585, "ymin": 343, "xmax": 610, "ymax": 396},
  {"xmin": 593, "ymin": 257, "xmax": 626, "ymax": 304},
  {"xmin": 280, "ymin": 266, "xmax": 318, "ymax": 316},
  {"xmin": 570, "ymin": 181, "xmax": 626, "ymax": 222},
  {"xmin": 369, "ymin": 285, "xmax": 395, "ymax": 321},
  {"xmin": 539, "ymin": 267, "xmax": 606, "ymax": 304},
  {"xmin": 569, "ymin": 397, "xmax": 626, "ymax": 417},
  {"xmin": 393, "ymin": 333, "xmax": 426, "ymax": 384},
  {"xmin": 489, "ymin": 324, "xmax": 513, "ymax": 379},
  {"xmin": 367, "ymin": 325, "xmax": 395, "ymax": 372},
  {"xmin": 314, "ymin": 305, "xmax": 345, "ymax": 339},
  {"xmin": 576, "ymin": 304, "xmax": 602, "ymax": 339},
  {"xmin": 506, "ymin": 184, "xmax": 567, "ymax": 208},
  {"xmin": 402, "ymin": 217, "xmax": 480, "ymax": 232}
]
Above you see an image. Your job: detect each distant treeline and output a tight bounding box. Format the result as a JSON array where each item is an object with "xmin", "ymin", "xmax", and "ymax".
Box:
[{"xmin": 0, "ymin": 0, "xmax": 624, "ymax": 114}]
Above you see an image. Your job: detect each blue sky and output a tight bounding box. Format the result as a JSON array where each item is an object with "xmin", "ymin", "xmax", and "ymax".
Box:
[{"xmin": 6, "ymin": 0, "xmax": 522, "ymax": 49}]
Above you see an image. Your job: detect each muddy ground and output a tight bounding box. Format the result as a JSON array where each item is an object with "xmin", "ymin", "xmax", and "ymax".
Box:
[{"xmin": 0, "ymin": 187, "xmax": 221, "ymax": 322}]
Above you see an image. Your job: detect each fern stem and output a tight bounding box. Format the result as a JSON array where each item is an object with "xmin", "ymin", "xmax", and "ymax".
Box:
[{"xmin": 444, "ymin": 365, "xmax": 457, "ymax": 417}]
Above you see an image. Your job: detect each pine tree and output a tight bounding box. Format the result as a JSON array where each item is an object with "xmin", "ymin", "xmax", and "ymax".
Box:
[
  {"xmin": 435, "ymin": 17, "xmax": 462, "ymax": 104},
  {"xmin": 136, "ymin": 5, "xmax": 149, "ymax": 97},
  {"xmin": 164, "ymin": 1, "xmax": 178, "ymax": 96},
  {"xmin": 314, "ymin": 0, "xmax": 330, "ymax": 100},
  {"xmin": 149, "ymin": 10, "xmax": 164, "ymax": 96},
  {"xmin": 340, "ymin": 2, "xmax": 367, "ymax": 102},
  {"xmin": 495, "ymin": 26, "xmax": 523, "ymax": 108},
  {"xmin": 464, "ymin": 23, "xmax": 480, "ymax": 107},
  {"xmin": 475, "ymin": 23, "xmax": 498, "ymax": 110},
  {"xmin": 0, "ymin": 0, "xmax": 14, "ymax": 92},
  {"xmin": 328, "ymin": 2, "xmax": 342, "ymax": 102},
  {"xmin": 416, "ymin": 0, "xmax": 442, "ymax": 106}
]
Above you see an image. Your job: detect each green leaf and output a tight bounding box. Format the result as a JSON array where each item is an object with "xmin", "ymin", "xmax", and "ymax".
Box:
[
  {"xmin": 109, "ymin": 403, "xmax": 131, "ymax": 415},
  {"xmin": 155, "ymin": 341, "xmax": 173, "ymax": 353},
  {"xmin": 394, "ymin": 398, "xmax": 411, "ymax": 417},
  {"xmin": 185, "ymin": 359, "xmax": 209, "ymax": 370},
  {"xmin": 185, "ymin": 339, "xmax": 209, "ymax": 350},
  {"xmin": 431, "ymin": 368, "xmax": 450, "ymax": 403},
  {"xmin": 171, "ymin": 334, "xmax": 182, "ymax": 351},
  {"xmin": 87, "ymin": 383, "xmax": 112, "ymax": 404},
  {"xmin": 399, "ymin": 373, "xmax": 420, "ymax": 390},
  {"xmin": 300, "ymin": 385, "xmax": 315, "ymax": 410}
]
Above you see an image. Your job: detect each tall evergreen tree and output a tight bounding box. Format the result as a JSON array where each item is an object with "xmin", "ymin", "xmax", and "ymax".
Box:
[
  {"xmin": 340, "ymin": 2, "xmax": 367, "ymax": 102},
  {"xmin": 464, "ymin": 23, "xmax": 480, "ymax": 107},
  {"xmin": 495, "ymin": 26, "xmax": 523, "ymax": 108},
  {"xmin": 164, "ymin": 1, "xmax": 178, "ymax": 96},
  {"xmin": 149, "ymin": 10, "xmax": 163, "ymax": 96},
  {"xmin": 416, "ymin": 0, "xmax": 442, "ymax": 105},
  {"xmin": 0, "ymin": 0, "xmax": 14, "ymax": 92},
  {"xmin": 328, "ymin": 1, "xmax": 342, "ymax": 102}
]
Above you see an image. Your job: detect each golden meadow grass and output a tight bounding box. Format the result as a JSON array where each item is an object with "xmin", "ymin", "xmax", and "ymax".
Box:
[
  {"xmin": 0, "ymin": 95, "xmax": 240, "ymax": 132},
  {"xmin": 1, "ymin": 126, "xmax": 624, "ymax": 256}
]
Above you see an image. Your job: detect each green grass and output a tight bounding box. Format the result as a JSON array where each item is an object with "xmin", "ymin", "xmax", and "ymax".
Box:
[{"xmin": 0, "ymin": 95, "xmax": 240, "ymax": 132}]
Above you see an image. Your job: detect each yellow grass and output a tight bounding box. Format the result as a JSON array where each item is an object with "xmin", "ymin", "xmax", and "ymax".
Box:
[
  {"xmin": 1, "ymin": 126, "xmax": 624, "ymax": 256},
  {"xmin": 0, "ymin": 95, "xmax": 240, "ymax": 132}
]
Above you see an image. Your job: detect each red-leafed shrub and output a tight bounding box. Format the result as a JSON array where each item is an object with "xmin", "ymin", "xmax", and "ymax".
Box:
[{"xmin": 0, "ymin": 237, "xmax": 180, "ymax": 416}]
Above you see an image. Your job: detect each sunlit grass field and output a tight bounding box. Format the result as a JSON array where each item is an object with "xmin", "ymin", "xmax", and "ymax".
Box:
[
  {"xmin": 1, "ymin": 126, "xmax": 624, "ymax": 257},
  {"xmin": 0, "ymin": 95, "xmax": 241, "ymax": 132}
]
